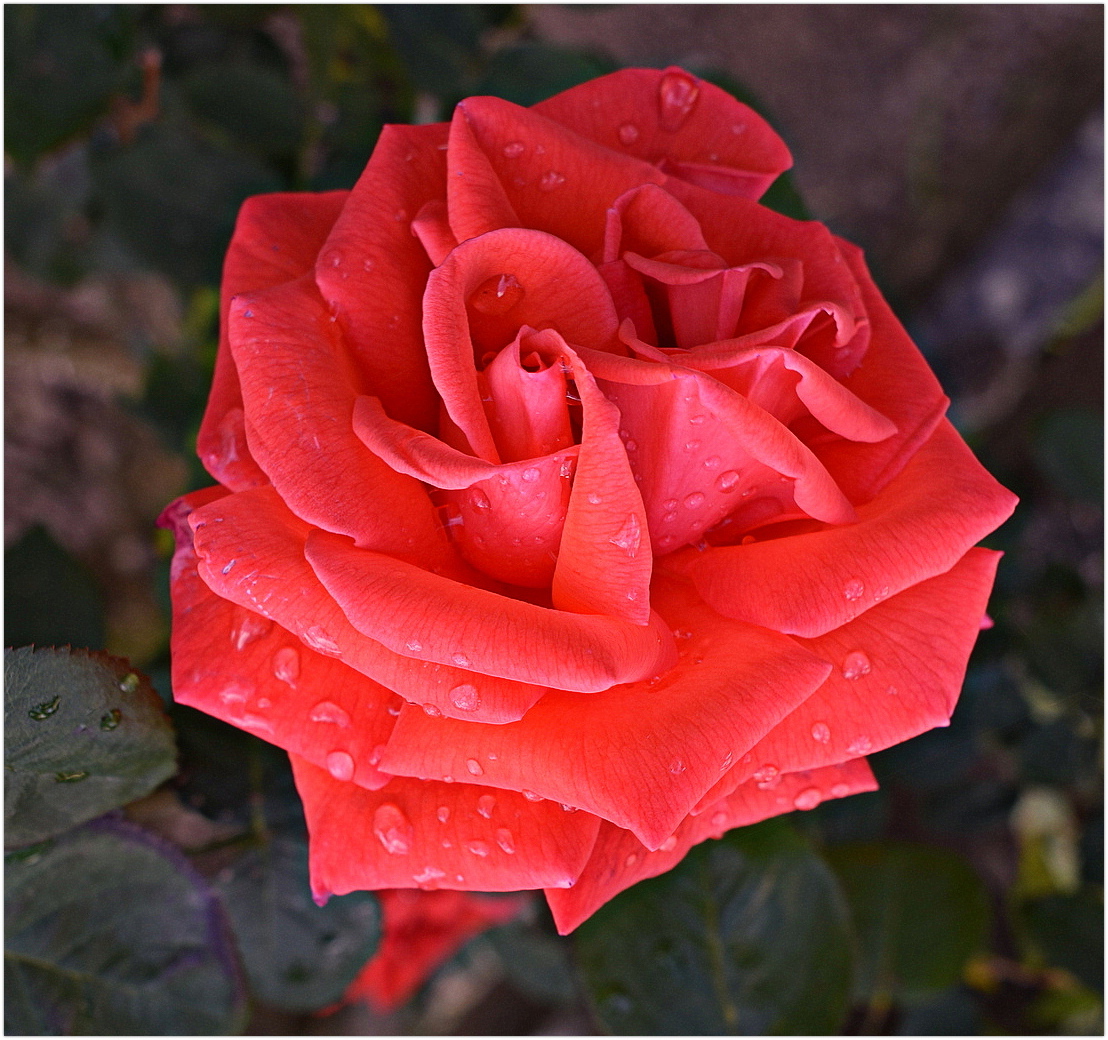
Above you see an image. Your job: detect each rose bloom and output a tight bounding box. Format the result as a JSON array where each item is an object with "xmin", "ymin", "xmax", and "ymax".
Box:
[
  {"xmin": 342, "ymin": 889, "xmax": 525, "ymax": 1013},
  {"xmin": 162, "ymin": 67, "xmax": 1017, "ymax": 934}
]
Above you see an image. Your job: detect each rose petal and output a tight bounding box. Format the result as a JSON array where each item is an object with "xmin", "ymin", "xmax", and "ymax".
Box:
[
  {"xmin": 314, "ymin": 123, "xmax": 449, "ymax": 431},
  {"xmin": 197, "ymin": 190, "xmax": 348, "ymax": 490},
  {"xmin": 228, "ymin": 274, "xmax": 451, "ymax": 563},
  {"xmin": 305, "ymin": 529, "xmax": 673, "ymax": 692},
  {"xmin": 291, "ymin": 758, "xmax": 602, "ymax": 896},
  {"xmin": 377, "ymin": 576, "xmax": 832, "ymax": 849},
  {"xmin": 691, "ymin": 547, "xmax": 1002, "ymax": 811},
  {"xmin": 189, "ymin": 486, "xmax": 549, "ymax": 724},
  {"xmin": 544, "ymin": 758, "xmax": 876, "ymax": 934},
  {"xmin": 681, "ymin": 420, "xmax": 1018, "ymax": 637},
  {"xmin": 446, "ymin": 102, "xmax": 522, "ymax": 242},
  {"xmin": 533, "ymin": 66, "xmax": 792, "ymax": 202}
]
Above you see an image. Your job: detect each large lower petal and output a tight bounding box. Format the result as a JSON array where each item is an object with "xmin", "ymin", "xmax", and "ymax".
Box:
[
  {"xmin": 292, "ymin": 759, "xmax": 603, "ymax": 896},
  {"xmin": 691, "ymin": 548, "xmax": 1001, "ymax": 810},
  {"xmin": 305, "ymin": 529, "xmax": 673, "ymax": 692},
  {"xmin": 533, "ymin": 66, "xmax": 791, "ymax": 202},
  {"xmin": 229, "ymin": 273, "xmax": 450, "ymax": 563},
  {"xmin": 682, "ymin": 420, "xmax": 1018, "ymax": 637},
  {"xmin": 314, "ymin": 123, "xmax": 448, "ymax": 431},
  {"xmin": 189, "ymin": 486, "xmax": 549, "ymax": 724},
  {"xmin": 544, "ymin": 758, "xmax": 876, "ymax": 934},
  {"xmin": 197, "ymin": 190, "xmax": 348, "ymax": 490},
  {"xmin": 377, "ymin": 577, "xmax": 832, "ymax": 849}
]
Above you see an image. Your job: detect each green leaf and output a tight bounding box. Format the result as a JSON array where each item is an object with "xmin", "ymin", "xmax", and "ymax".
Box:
[
  {"xmin": 215, "ymin": 834, "xmax": 381, "ymax": 1012},
  {"xmin": 825, "ymin": 843, "xmax": 991, "ymax": 1003},
  {"xmin": 486, "ymin": 918, "xmax": 577, "ymax": 1003},
  {"xmin": 5, "ymin": 818, "xmax": 246, "ymax": 1034},
  {"xmin": 1020, "ymin": 886, "xmax": 1103, "ymax": 992},
  {"xmin": 4, "ymin": 647, "xmax": 176, "ymax": 849},
  {"xmin": 576, "ymin": 820, "xmax": 854, "ymax": 1035}
]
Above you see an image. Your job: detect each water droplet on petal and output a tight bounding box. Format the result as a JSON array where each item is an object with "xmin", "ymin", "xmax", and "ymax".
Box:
[
  {"xmin": 711, "ymin": 810, "xmax": 729, "ymax": 828},
  {"xmin": 609, "ymin": 514, "xmax": 642, "ymax": 555},
  {"xmin": 449, "ymin": 684, "xmax": 480, "ymax": 712},
  {"xmin": 373, "ymin": 803, "xmax": 414, "ymax": 854},
  {"xmin": 811, "ymin": 721, "xmax": 831, "ymax": 744},
  {"xmin": 470, "ymin": 488, "xmax": 490, "ymax": 510},
  {"xmin": 219, "ymin": 683, "xmax": 252, "ymax": 707},
  {"xmin": 465, "ymin": 758, "xmax": 483, "ymax": 776},
  {"xmin": 625, "ymin": 852, "xmax": 639, "ymax": 868},
  {"xmin": 689, "ymin": 414, "xmax": 707, "ymax": 425},
  {"xmin": 221, "ymin": 559, "xmax": 235, "ymax": 574},
  {"xmin": 539, "ymin": 170, "xmax": 566, "ymax": 191},
  {"xmin": 617, "ymin": 122, "xmax": 640, "ymax": 145},
  {"xmin": 232, "ymin": 612, "xmax": 272, "ymax": 650},
  {"xmin": 683, "ymin": 439, "xmax": 701, "ymax": 453},
  {"xmin": 660, "ymin": 835, "xmax": 678, "ymax": 852},
  {"xmin": 414, "ymin": 866, "xmax": 446, "ymax": 886},
  {"xmin": 311, "ymin": 700, "xmax": 352, "ymax": 727},
  {"xmin": 841, "ymin": 651, "xmax": 872, "ymax": 680},
  {"xmin": 303, "ymin": 625, "xmax": 340, "ymax": 655},
  {"xmin": 753, "ymin": 764, "xmax": 780, "ymax": 789},
  {"xmin": 719, "ymin": 751, "xmax": 734, "ymax": 772},
  {"xmin": 422, "ymin": 702, "xmax": 443, "ymax": 718},
  {"xmin": 669, "ymin": 758, "xmax": 686, "ymax": 774},
  {"xmin": 886, "ymin": 685, "xmax": 900, "ymax": 696},
  {"xmin": 847, "ymin": 736, "xmax": 873, "ymax": 755},
  {"xmin": 874, "ymin": 585, "xmax": 891, "ymax": 601},
  {"xmin": 560, "ymin": 803, "xmax": 578, "ymax": 813},
  {"xmin": 369, "ymin": 744, "xmax": 386, "ymax": 766},
  {"xmin": 496, "ymin": 828, "xmax": 516, "ymax": 854},
  {"xmin": 465, "ymin": 840, "xmax": 490, "ymax": 857},
  {"xmin": 405, "ymin": 639, "xmax": 423, "ymax": 653},
  {"xmin": 451, "ymin": 651, "xmax": 471, "ymax": 667},
  {"xmin": 703, "ymin": 455, "xmax": 721, "ymax": 470},
  {"xmin": 477, "ymin": 794, "xmax": 496, "ymax": 819},
  {"xmin": 830, "ymin": 783, "xmax": 851, "ymax": 798},
  {"xmin": 273, "ymin": 647, "xmax": 301, "ymax": 686},
  {"xmin": 586, "ymin": 492, "xmax": 602, "ymax": 505},
  {"xmin": 470, "ymin": 273, "xmax": 524, "ymax": 315},
  {"xmin": 28, "ymin": 696, "xmax": 61, "ymax": 720},
  {"xmin": 658, "ymin": 69, "xmax": 701, "ymax": 131},
  {"xmin": 503, "ymin": 140, "xmax": 525, "ymax": 158},
  {"xmin": 717, "ymin": 470, "xmax": 741, "ymax": 493},
  {"xmin": 520, "ymin": 467, "xmax": 541, "ymax": 483},
  {"xmin": 522, "ymin": 789, "xmax": 542, "ymax": 802},
  {"xmin": 326, "ymin": 750, "xmax": 355, "ymax": 782},
  {"xmin": 794, "ymin": 787, "xmax": 823, "ymax": 811},
  {"xmin": 844, "ymin": 578, "xmax": 865, "ymax": 602},
  {"xmin": 100, "ymin": 708, "xmax": 122, "ymax": 731},
  {"xmin": 683, "ymin": 491, "xmax": 705, "ymax": 510},
  {"xmin": 437, "ymin": 806, "xmax": 450, "ymax": 823}
]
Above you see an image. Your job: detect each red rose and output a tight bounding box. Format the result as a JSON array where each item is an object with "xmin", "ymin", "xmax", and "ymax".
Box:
[
  {"xmin": 341, "ymin": 889, "xmax": 525, "ymax": 1013},
  {"xmin": 162, "ymin": 67, "xmax": 1016, "ymax": 934}
]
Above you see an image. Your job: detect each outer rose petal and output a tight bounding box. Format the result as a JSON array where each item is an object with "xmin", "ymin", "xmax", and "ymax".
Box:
[
  {"xmin": 229, "ymin": 274, "xmax": 451, "ymax": 564},
  {"xmin": 314, "ymin": 123, "xmax": 448, "ymax": 432},
  {"xmin": 682, "ymin": 420, "xmax": 1018, "ymax": 637},
  {"xmin": 189, "ymin": 486, "xmax": 550, "ymax": 724},
  {"xmin": 164, "ymin": 488, "xmax": 395, "ymax": 789},
  {"xmin": 691, "ymin": 547, "xmax": 1002, "ymax": 811},
  {"xmin": 377, "ymin": 576, "xmax": 833, "ymax": 849},
  {"xmin": 198, "ymin": 191, "xmax": 348, "ymax": 490},
  {"xmin": 292, "ymin": 757, "xmax": 602, "ymax": 895},
  {"xmin": 533, "ymin": 67, "xmax": 792, "ymax": 201},
  {"xmin": 345, "ymin": 890, "xmax": 526, "ymax": 1012},
  {"xmin": 544, "ymin": 758, "xmax": 876, "ymax": 935}
]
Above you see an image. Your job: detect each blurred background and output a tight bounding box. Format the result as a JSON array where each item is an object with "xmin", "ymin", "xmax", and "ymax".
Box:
[{"xmin": 5, "ymin": 5, "xmax": 1102, "ymax": 1035}]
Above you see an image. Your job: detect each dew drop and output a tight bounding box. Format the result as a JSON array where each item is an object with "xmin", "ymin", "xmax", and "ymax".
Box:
[
  {"xmin": 843, "ymin": 578, "xmax": 865, "ymax": 602},
  {"xmin": 465, "ymin": 758, "xmax": 484, "ymax": 776},
  {"xmin": 663, "ymin": 498, "xmax": 679, "ymax": 510},
  {"xmin": 442, "ymin": 775, "xmax": 454, "ymax": 783},
  {"xmin": 841, "ymin": 650, "xmax": 872, "ymax": 680},
  {"xmin": 830, "ymin": 782, "xmax": 851, "ymax": 799},
  {"xmin": 539, "ymin": 170, "xmax": 566, "ymax": 191},
  {"xmin": 100, "ymin": 708, "xmax": 122, "ymax": 731},
  {"xmin": 221, "ymin": 559, "xmax": 235, "ymax": 574},
  {"xmin": 521, "ymin": 467, "xmax": 541, "ymax": 483},
  {"xmin": 662, "ymin": 511, "xmax": 678, "ymax": 523},
  {"xmin": 232, "ymin": 612, "xmax": 272, "ymax": 650},
  {"xmin": 465, "ymin": 840, "xmax": 490, "ymax": 857},
  {"xmin": 711, "ymin": 810, "xmax": 729, "ymax": 828},
  {"xmin": 660, "ymin": 835, "xmax": 678, "ymax": 852},
  {"xmin": 273, "ymin": 647, "xmax": 301, "ymax": 686},
  {"xmin": 451, "ymin": 651, "xmax": 471, "ymax": 667},
  {"xmin": 717, "ymin": 470, "xmax": 741, "ymax": 493},
  {"xmin": 477, "ymin": 794, "xmax": 496, "ymax": 819},
  {"xmin": 669, "ymin": 758, "xmax": 686, "ymax": 774},
  {"xmin": 449, "ymin": 684, "xmax": 480, "ymax": 712},
  {"xmin": 609, "ymin": 514, "xmax": 642, "ymax": 555},
  {"xmin": 470, "ymin": 488, "xmax": 490, "ymax": 510},
  {"xmin": 885, "ymin": 685, "xmax": 900, "ymax": 696},
  {"xmin": 414, "ymin": 866, "xmax": 446, "ymax": 886},
  {"xmin": 522, "ymin": 789, "xmax": 542, "ymax": 802},
  {"xmin": 703, "ymin": 455, "xmax": 721, "ymax": 470},
  {"xmin": 617, "ymin": 122, "xmax": 640, "ymax": 145},
  {"xmin": 28, "ymin": 696, "xmax": 61, "ymax": 721},
  {"xmin": 469, "ymin": 273, "xmax": 525, "ymax": 315},
  {"xmin": 243, "ymin": 712, "xmax": 274, "ymax": 735},
  {"xmin": 683, "ymin": 491, "xmax": 705, "ymax": 510},
  {"xmin": 219, "ymin": 683, "xmax": 252, "ymax": 707},
  {"xmin": 560, "ymin": 803, "xmax": 578, "ymax": 813},
  {"xmin": 369, "ymin": 744, "xmax": 385, "ymax": 766},
  {"xmin": 387, "ymin": 698, "xmax": 403, "ymax": 717},
  {"xmin": 753, "ymin": 763, "xmax": 780, "ymax": 789},
  {"xmin": 625, "ymin": 852, "xmax": 639, "ymax": 868},
  {"xmin": 373, "ymin": 803, "xmax": 414, "ymax": 855},
  {"xmin": 496, "ymin": 828, "xmax": 516, "ymax": 854},
  {"xmin": 874, "ymin": 584, "xmax": 891, "ymax": 601},
  {"xmin": 310, "ymin": 700, "xmax": 351, "ymax": 727},
  {"xmin": 303, "ymin": 625, "xmax": 340, "ymax": 655},
  {"xmin": 794, "ymin": 787, "xmax": 823, "ymax": 811},
  {"xmin": 502, "ymin": 140, "xmax": 525, "ymax": 158},
  {"xmin": 847, "ymin": 736, "xmax": 873, "ymax": 755},
  {"xmin": 683, "ymin": 439, "xmax": 701, "ymax": 452},
  {"xmin": 688, "ymin": 414, "xmax": 707, "ymax": 425},
  {"xmin": 437, "ymin": 806, "xmax": 450, "ymax": 823},
  {"xmin": 326, "ymin": 750, "xmax": 355, "ymax": 782},
  {"xmin": 811, "ymin": 721, "xmax": 831, "ymax": 744},
  {"xmin": 658, "ymin": 68, "xmax": 701, "ymax": 131},
  {"xmin": 719, "ymin": 751, "xmax": 734, "ymax": 772},
  {"xmin": 405, "ymin": 639, "xmax": 423, "ymax": 653},
  {"xmin": 624, "ymin": 439, "xmax": 638, "ymax": 452}
]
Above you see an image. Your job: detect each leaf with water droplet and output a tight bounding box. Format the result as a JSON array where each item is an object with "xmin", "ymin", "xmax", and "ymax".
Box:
[
  {"xmin": 5, "ymin": 817, "xmax": 247, "ymax": 1034},
  {"xmin": 576, "ymin": 819, "xmax": 853, "ymax": 1034},
  {"xmin": 5, "ymin": 648, "xmax": 176, "ymax": 849}
]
